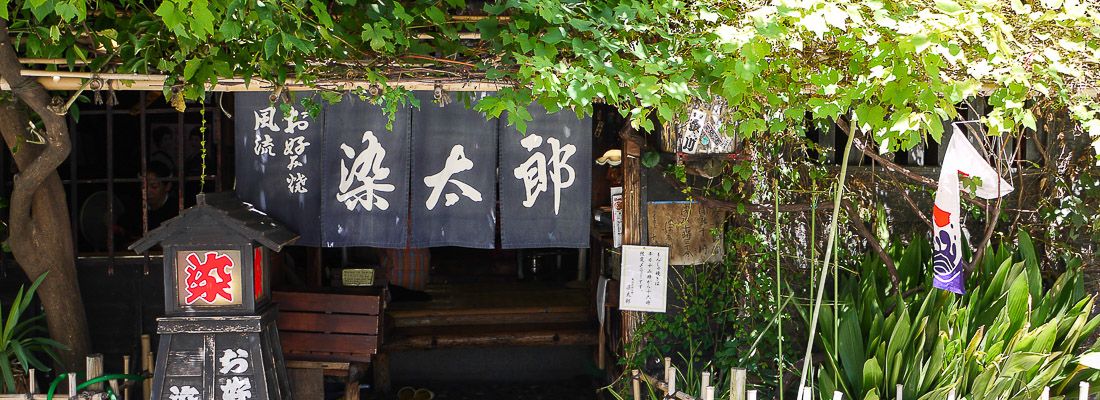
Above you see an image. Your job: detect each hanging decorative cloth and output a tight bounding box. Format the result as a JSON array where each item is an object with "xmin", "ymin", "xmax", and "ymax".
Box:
[{"xmin": 932, "ymin": 127, "xmax": 1014, "ymax": 294}]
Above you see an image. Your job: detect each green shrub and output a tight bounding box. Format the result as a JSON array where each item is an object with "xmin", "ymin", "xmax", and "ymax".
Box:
[
  {"xmin": 810, "ymin": 232, "xmax": 1100, "ymax": 400},
  {"xmin": 0, "ymin": 273, "xmax": 63, "ymax": 393}
]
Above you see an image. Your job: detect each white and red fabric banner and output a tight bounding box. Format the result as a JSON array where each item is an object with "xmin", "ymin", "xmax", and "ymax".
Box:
[{"xmin": 932, "ymin": 127, "xmax": 1014, "ymax": 294}]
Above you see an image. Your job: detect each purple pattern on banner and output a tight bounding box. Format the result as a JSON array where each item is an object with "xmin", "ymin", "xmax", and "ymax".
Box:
[{"xmin": 932, "ymin": 227, "xmax": 965, "ymax": 294}]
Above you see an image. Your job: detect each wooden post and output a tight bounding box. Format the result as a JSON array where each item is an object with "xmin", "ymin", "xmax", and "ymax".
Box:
[
  {"xmin": 123, "ymin": 355, "xmax": 131, "ymax": 400},
  {"xmin": 895, "ymin": 384, "xmax": 903, "ymax": 400},
  {"xmin": 832, "ymin": 392, "xmax": 843, "ymax": 400},
  {"xmin": 1040, "ymin": 387, "xmax": 1050, "ymax": 400},
  {"xmin": 28, "ymin": 369, "xmax": 36, "ymax": 394},
  {"xmin": 598, "ymin": 316, "xmax": 606, "ymax": 370},
  {"xmin": 704, "ymin": 386, "xmax": 715, "ymax": 400},
  {"xmin": 701, "ymin": 372, "xmax": 710, "ymax": 398},
  {"xmin": 730, "ymin": 368, "xmax": 746, "ymax": 400},
  {"xmin": 947, "ymin": 389, "xmax": 956, "ymax": 400},
  {"xmin": 746, "ymin": 390, "xmax": 757, "ymax": 400},
  {"xmin": 621, "ymin": 126, "xmax": 647, "ymax": 348},
  {"xmin": 632, "ymin": 370, "xmax": 642, "ymax": 400},
  {"xmin": 86, "ymin": 354, "xmax": 104, "ymax": 392},
  {"xmin": 663, "ymin": 357, "xmax": 672, "ymax": 384},
  {"xmin": 141, "ymin": 335, "xmax": 152, "ymax": 400},
  {"xmin": 667, "ymin": 367, "xmax": 677, "ymax": 397},
  {"xmin": 67, "ymin": 373, "xmax": 78, "ymax": 399},
  {"xmin": 1080, "ymin": 382, "xmax": 1089, "ymax": 400}
]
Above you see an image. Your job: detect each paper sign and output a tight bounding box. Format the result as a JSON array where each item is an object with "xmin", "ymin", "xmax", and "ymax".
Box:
[
  {"xmin": 618, "ymin": 245, "xmax": 669, "ymax": 313},
  {"xmin": 611, "ymin": 187, "xmax": 624, "ymax": 248}
]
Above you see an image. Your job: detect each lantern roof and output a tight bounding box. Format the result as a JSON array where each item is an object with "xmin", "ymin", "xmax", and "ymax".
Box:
[{"xmin": 128, "ymin": 192, "xmax": 299, "ymax": 253}]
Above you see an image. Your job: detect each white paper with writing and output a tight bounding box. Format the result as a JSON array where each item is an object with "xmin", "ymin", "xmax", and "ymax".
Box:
[{"xmin": 618, "ymin": 245, "xmax": 668, "ymax": 313}]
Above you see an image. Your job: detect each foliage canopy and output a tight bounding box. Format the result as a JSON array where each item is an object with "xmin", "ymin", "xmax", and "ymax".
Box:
[{"xmin": 4, "ymin": 0, "xmax": 1100, "ymax": 153}]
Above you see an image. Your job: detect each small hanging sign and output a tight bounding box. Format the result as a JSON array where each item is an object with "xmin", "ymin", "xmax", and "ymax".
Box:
[{"xmin": 618, "ymin": 245, "xmax": 669, "ymax": 313}]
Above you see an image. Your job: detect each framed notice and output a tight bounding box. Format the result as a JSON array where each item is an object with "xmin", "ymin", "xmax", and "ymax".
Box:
[{"xmin": 618, "ymin": 245, "xmax": 668, "ymax": 313}]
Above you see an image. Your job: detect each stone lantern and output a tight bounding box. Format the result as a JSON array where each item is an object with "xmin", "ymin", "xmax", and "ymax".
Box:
[{"xmin": 130, "ymin": 192, "xmax": 298, "ymax": 400}]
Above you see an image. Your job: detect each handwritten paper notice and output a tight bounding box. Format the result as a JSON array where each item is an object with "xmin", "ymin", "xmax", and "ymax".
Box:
[{"xmin": 619, "ymin": 245, "xmax": 669, "ymax": 313}]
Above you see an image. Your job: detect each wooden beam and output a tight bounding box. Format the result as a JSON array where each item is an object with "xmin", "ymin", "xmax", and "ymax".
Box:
[{"xmin": 2, "ymin": 70, "xmax": 507, "ymax": 92}]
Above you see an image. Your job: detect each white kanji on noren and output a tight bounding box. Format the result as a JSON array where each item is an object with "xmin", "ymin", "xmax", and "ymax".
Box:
[
  {"xmin": 283, "ymin": 108, "xmax": 310, "ymax": 134},
  {"xmin": 220, "ymin": 377, "xmax": 252, "ymax": 400},
  {"xmin": 287, "ymin": 172, "xmax": 308, "ymax": 194},
  {"xmin": 336, "ymin": 131, "xmax": 395, "ymax": 211},
  {"xmin": 253, "ymin": 107, "xmax": 280, "ymax": 132},
  {"xmin": 253, "ymin": 133, "xmax": 274, "ymax": 156},
  {"xmin": 513, "ymin": 133, "xmax": 576, "ymax": 214},
  {"xmin": 169, "ymin": 386, "xmax": 199, "ymax": 400},
  {"xmin": 218, "ymin": 349, "xmax": 249, "ymax": 374},
  {"xmin": 423, "ymin": 145, "xmax": 483, "ymax": 210}
]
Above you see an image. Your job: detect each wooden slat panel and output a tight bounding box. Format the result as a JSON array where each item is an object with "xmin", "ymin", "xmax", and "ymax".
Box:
[
  {"xmin": 281, "ymin": 351, "xmax": 373, "ymax": 365},
  {"xmin": 274, "ymin": 291, "xmax": 381, "ymax": 315},
  {"xmin": 278, "ymin": 312, "xmax": 379, "ymax": 335},
  {"xmin": 281, "ymin": 332, "xmax": 378, "ymax": 355}
]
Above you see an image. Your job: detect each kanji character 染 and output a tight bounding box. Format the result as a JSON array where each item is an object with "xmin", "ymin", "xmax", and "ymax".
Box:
[
  {"xmin": 336, "ymin": 131, "xmax": 395, "ymax": 211},
  {"xmin": 184, "ymin": 251, "xmax": 235, "ymax": 304},
  {"xmin": 423, "ymin": 145, "xmax": 483, "ymax": 210}
]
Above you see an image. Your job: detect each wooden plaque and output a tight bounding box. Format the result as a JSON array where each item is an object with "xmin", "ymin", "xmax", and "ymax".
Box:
[{"xmin": 646, "ymin": 202, "xmax": 725, "ymax": 265}]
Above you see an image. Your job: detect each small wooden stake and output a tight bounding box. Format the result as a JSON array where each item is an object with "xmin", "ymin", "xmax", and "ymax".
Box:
[
  {"xmin": 701, "ymin": 372, "xmax": 711, "ymax": 398},
  {"xmin": 141, "ymin": 335, "xmax": 152, "ymax": 400},
  {"xmin": 28, "ymin": 369, "xmax": 36, "ymax": 394},
  {"xmin": 730, "ymin": 368, "xmax": 746, "ymax": 400},
  {"xmin": 1080, "ymin": 382, "xmax": 1089, "ymax": 400},
  {"xmin": 747, "ymin": 389, "xmax": 757, "ymax": 400},
  {"xmin": 1040, "ymin": 386, "xmax": 1050, "ymax": 400},
  {"xmin": 632, "ymin": 370, "xmax": 642, "ymax": 400},
  {"xmin": 705, "ymin": 386, "xmax": 715, "ymax": 400},
  {"xmin": 664, "ymin": 357, "xmax": 672, "ymax": 384},
  {"xmin": 832, "ymin": 391, "xmax": 843, "ymax": 400},
  {"xmin": 67, "ymin": 373, "xmax": 78, "ymax": 399},
  {"xmin": 947, "ymin": 389, "xmax": 956, "ymax": 400},
  {"xmin": 667, "ymin": 367, "xmax": 677, "ymax": 396},
  {"xmin": 896, "ymin": 384, "xmax": 903, "ymax": 400},
  {"xmin": 86, "ymin": 354, "xmax": 104, "ymax": 392},
  {"xmin": 123, "ymin": 355, "xmax": 131, "ymax": 400}
]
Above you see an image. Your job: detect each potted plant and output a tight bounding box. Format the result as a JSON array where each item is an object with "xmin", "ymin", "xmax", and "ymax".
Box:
[{"xmin": 0, "ymin": 273, "xmax": 64, "ymax": 393}]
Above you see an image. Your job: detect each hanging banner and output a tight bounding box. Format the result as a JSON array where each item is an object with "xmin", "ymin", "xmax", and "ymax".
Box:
[
  {"xmin": 409, "ymin": 92, "xmax": 497, "ymax": 248},
  {"xmin": 499, "ymin": 105, "xmax": 592, "ymax": 248},
  {"xmin": 321, "ymin": 96, "xmax": 413, "ymax": 248},
  {"xmin": 234, "ymin": 92, "xmax": 324, "ymax": 246},
  {"xmin": 931, "ymin": 127, "xmax": 1013, "ymax": 294}
]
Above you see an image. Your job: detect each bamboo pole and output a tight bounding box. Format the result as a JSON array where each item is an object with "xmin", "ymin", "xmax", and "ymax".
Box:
[
  {"xmin": 1081, "ymin": 382, "xmax": 1089, "ymax": 400},
  {"xmin": 86, "ymin": 354, "xmax": 104, "ymax": 392},
  {"xmin": 896, "ymin": 384, "xmax": 903, "ymax": 400},
  {"xmin": 704, "ymin": 387, "xmax": 715, "ymax": 400},
  {"xmin": 632, "ymin": 370, "xmax": 642, "ymax": 400},
  {"xmin": 1040, "ymin": 387, "xmax": 1050, "ymax": 400},
  {"xmin": 747, "ymin": 390, "xmax": 757, "ymax": 400},
  {"xmin": 67, "ymin": 374, "xmax": 77, "ymax": 398},
  {"xmin": 667, "ymin": 367, "xmax": 677, "ymax": 396},
  {"xmin": 730, "ymin": 368, "xmax": 746, "ymax": 400},
  {"xmin": 774, "ymin": 179, "xmax": 784, "ymax": 400},
  {"xmin": 701, "ymin": 372, "xmax": 710, "ymax": 398},
  {"xmin": 796, "ymin": 122, "xmax": 857, "ymax": 400},
  {"xmin": 27, "ymin": 369, "xmax": 36, "ymax": 394},
  {"xmin": 141, "ymin": 335, "xmax": 152, "ymax": 400},
  {"xmin": 832, "ymin": 392, "xmax": 843, "ymax": 400},
  {"xmin": 123, "ymin": 355, "xmax": 131, "ymax": 400},
  {"xmin": 2, "ymin": 71, "xmax": 508, "ymax": 92}
]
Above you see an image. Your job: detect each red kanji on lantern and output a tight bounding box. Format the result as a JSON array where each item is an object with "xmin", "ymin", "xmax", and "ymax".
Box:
[{"xmin": 184, "ymin": 251, "xmax": 236, "ymax": 304}]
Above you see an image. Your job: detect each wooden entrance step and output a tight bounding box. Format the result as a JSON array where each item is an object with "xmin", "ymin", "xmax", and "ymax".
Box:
[
  {"xmin": 384, "ymin": 322, "xmax": 598, "ymax": 351},
  {"xmin": 383, "ymin": 283, "xmax": 598, "ymax": 351}
]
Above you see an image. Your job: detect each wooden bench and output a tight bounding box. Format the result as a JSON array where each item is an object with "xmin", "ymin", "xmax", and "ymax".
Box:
[{"xmin": 273, "ymin": 289, "xmax": 384, "ymax": 400}]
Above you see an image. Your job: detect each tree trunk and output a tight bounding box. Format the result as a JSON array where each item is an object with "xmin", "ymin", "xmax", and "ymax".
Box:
[{"xmin": 0, "ymin": 18, "xmax": 90, "ymax": 372}]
